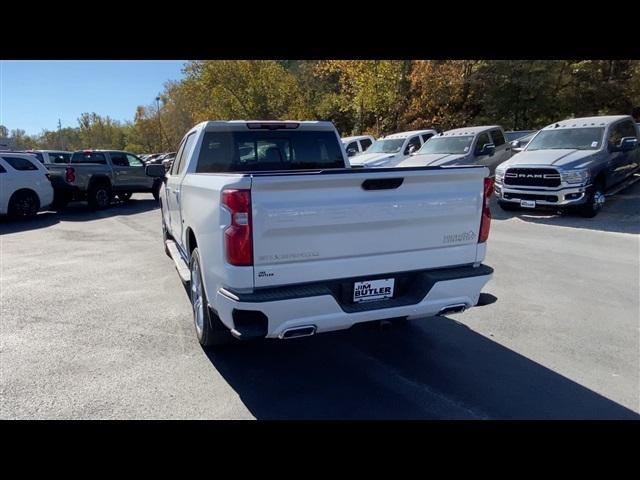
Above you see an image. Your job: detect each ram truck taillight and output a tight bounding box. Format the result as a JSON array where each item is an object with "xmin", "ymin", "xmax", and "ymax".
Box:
[
  {"xmin": 478, "ymin": 176, "xmax": 494, "ymax": 243},
  {"xmin": 222, "ymin": 189, "xmax": 253, "ymax": 266},
  {"xmin": 65, "ymin": 167, "xmax": 76, "ymax": 183}
]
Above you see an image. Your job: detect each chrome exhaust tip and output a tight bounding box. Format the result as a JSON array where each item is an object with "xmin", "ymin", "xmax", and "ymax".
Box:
[
  {"xmin": 437, "ymin": 304, "xmax": 467, "ymax": 316},
  {"xmin": 279, "ymin": 326, "xmax": 317, "ymax": 339}
]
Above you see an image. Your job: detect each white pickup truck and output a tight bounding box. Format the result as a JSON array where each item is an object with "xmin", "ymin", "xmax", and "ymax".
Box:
[{"xmin": 146, "ymin": 121, "xmax": 495, "ymax": 346}]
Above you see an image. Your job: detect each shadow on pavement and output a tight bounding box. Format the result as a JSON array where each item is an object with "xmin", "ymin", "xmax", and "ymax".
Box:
[
  {"xmin": 203, "ymin": 317, "xmax": 639, "ymax": 420},
  {"xmin": 0, "ymin": 196, "xmax": 159, "ymax": 235},
  {"xmin": 491, "ymin": 180, "xmax": 640, "ymax": 235}
]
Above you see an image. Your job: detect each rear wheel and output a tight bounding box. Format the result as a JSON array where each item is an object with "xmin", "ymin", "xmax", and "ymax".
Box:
[
  {"xmin": 190, "ymin": 248, "xmax": 235, "ymax": 347},
  {"xmin": 88, "ymin": 182, "xmax": 112, "ymax": 210},
  {"xmin": 8, "ymin": 190, "xmax": 40, "ymax": 218},
  {"xmin": 498, "ymin": 200, "xmax": 520, "ymax": 211}
]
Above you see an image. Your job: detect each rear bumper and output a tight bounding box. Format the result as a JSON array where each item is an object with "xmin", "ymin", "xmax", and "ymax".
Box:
[
  {"xmin": 211, "ymin": 264, "xmax": 493, "ymax": 339},
  {"xmin": 494, "ymin": 182, "xmax": 590, "ymax": 206}
]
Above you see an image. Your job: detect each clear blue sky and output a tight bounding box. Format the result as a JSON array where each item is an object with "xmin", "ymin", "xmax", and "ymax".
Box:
[{"xmin": 1, "ymin": 60, "xmax": 187, "ymax": 135}]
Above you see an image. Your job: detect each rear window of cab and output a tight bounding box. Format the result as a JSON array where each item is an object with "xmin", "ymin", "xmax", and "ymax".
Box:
[{"xmin": 196, "ymin": 130, "xmax": 345, "ymax": 173}]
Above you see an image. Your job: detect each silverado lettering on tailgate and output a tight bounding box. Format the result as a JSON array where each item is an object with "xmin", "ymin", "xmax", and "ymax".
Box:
[{"xmin": 443, "ymin": 231, "xmax": 476, "ymax": 244}]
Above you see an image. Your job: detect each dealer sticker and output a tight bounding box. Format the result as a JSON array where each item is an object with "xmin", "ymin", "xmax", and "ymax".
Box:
[{"xmin": 353, "ymin": 278, "xmax": 395, "ymax": 303}]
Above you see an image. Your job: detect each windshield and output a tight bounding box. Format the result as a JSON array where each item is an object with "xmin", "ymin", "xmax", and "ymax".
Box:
[
  {"xmin": 417, "ymin": 136, "xmax": 474, "ymax": 155},
  {"xmin": 367, "ymin": 138, "xmax": 404, "ymax": 154},
  {"xmin": 526, "ymin": 127, "xmax": 604, "ymax": 151}
]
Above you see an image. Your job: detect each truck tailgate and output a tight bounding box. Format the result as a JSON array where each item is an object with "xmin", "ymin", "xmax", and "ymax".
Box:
[{"xmin": 250, "ymin": 166, "xmax": 488, "ymax": 288}]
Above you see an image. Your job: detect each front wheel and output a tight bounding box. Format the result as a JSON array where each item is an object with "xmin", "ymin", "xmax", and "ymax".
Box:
[
  {"xmin": 577, "ymin": 183, "xmax": 605, "ymax": 218},
  {"xmin": 190, "ymin": 248, "xmax": 235, "ymax": 347}
]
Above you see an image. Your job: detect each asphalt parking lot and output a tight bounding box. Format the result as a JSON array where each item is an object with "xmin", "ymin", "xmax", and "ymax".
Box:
[{"xmin": 1, "ymin": 185, "xmax": 639, "ymax": 419}]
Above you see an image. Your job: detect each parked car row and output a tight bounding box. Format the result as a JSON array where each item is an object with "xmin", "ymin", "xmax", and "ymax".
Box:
[
  {"xmin": 0, "ymin": 149, "xmax": 161, "ymax": 217},
  {"xmin": 343, "ymin": 114, "xmax": 640, "ymax": 217}
]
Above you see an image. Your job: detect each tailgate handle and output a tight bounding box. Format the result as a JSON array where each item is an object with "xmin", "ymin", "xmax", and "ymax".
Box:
[{"xmin": 361, "ymin": 178, "xmax": 404, "ymax": 190}]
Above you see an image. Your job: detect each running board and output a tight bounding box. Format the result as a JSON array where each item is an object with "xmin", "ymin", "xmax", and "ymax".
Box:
[
  {"xmin": 165, "ymin": 240, "xmax": 191, "ymax": 283},
  {"xmin": 605, "ymin": 172, "xmax": 640, "ymax": 197}
]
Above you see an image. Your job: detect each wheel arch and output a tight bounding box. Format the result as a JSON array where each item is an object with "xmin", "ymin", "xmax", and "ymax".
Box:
[{"xmin": 88, "ymin": 175, "xmax": 112, "ymax": 190}]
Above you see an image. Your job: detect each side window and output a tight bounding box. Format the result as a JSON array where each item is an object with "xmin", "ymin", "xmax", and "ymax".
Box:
[
  {"xmin": 174, "ymin": 133, "xmax": 197, "ymax": 175},
  {"xmin": 490, "ymin": 130, "xmax": 506, "ymax": 146},
  {"xmin": 170, "ymin": 138, "xmax": 187, "ymax": 175},
  {"xmin": 608, "ymin": 122, "xmax": 635, "ymax": 148},
  {"xmin": 475, "ymin": 132, "xmax": 492, "ymax": 154},
  {"xmin": 110, "ymin": 153, "xmax": 128, "ymax": 167},
  {"xmin": 619, "ymin": 121, "xmax": 637, "ymax": 139},
  {"xmin": 49, "ymin": 153, "xmax": 69, "ymax": 163},
  {"xmin": 421, "ymin": 133, "xmax": 434, "ymax": 144},
  {"xmin": 126, "ymin": 154, "xmax": 143, "ymax": 167},
  {"xmin": 0, "ymin": 162, "xmax": 6, "ymax": 173},
  {"xmin": 404, "ymin": 136, "xmax": 421, "ymax": 155},
  {"xmin": 360, "ymin": 138, "xmax": 373, "ymax": 151},
  {"xmin": 4, "ymin": 156, "xmax": 39, "ymax": 171},
  {"xmin": 346, "ymin": 141, "xmax": 358, "ymax": 155}
]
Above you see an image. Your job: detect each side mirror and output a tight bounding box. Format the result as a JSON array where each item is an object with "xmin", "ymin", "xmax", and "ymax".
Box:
[
  {"xmin": 619, "ymin": 137, "xmax": 638, "ymax": 151},
  {"xmin": 146, "ymin": 164, "xmax": 166, "ymax": 178},
  {"xmin": 511, "ymin": 139, "xmax": 521, "ymax": 148},
  {"xmin": 479, "ymin": 143, "xmax": 496, "ymax": 156},
  {"xmin": 346, "ymin": 147, "xmax": 358, "ymax": 157},
  {"xmin": 408, "ymin": 145, "xmax": 418, "ymax": 155}
]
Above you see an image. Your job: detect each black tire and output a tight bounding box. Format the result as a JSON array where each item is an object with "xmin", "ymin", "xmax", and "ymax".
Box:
[
  {"xmin": 577, "ymin": 181, "xmax": 606, "ymax": 218},
  {"xmin": 498, "ymin": 200, "xmax": 520, "ymax": 211},
  {"xmin": 152, "ymin": 181, "xmax": 161, "ymax": 202},
  {"xmin": 117, "ymin": 192, "xmax": 133, "ymax": 202},
  {"xmin": 87, "ymin": 182, "xmax": 112, "ymax": 210},
  {"xmin": 8, "ymin": 190, "xmax": 40, "ymax": 218},
  {"xmin": 189, "ymin": 248, "xmax": 235, "ymax": 347},
  {"xmin": 51, "ymin": 190, "xmax": 71, "ymax": 210}
]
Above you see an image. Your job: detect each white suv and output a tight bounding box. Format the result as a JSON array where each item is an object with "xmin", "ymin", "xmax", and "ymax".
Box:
[
  {"xmin": 348, "ymin": 129, "xmax": 437, "ymax": 168},
  {"xmin": 0, "ymin": 153, "xmax": 54, "ymax": 217}
]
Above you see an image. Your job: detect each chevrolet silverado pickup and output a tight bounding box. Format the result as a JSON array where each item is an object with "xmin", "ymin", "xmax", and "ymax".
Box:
[
  {"xmin": 46, "ymin": 150, "xmax": 162, "ymax": 209},
  {"xmin": 494, "ymin": 115, "xmax": 640, "ymax": 217},
  {"xmin": 146, "ymin": 120, "xmax": 495, "ymax": 347}
]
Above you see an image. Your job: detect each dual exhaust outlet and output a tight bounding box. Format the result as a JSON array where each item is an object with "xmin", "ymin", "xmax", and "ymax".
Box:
[{"xmin": 279, "ymin": 325, "xmax": 317, "ymax": 339}]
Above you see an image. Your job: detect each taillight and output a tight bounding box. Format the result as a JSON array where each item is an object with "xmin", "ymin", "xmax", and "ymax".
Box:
[
  {"xmin": 65, "ymin": 167, "xmax": 76, "ymax": 183},
  {"xmin": 478, "ymin": 176, "xmax": 494, "ymax": 243},
  {"xmin": 222, "ymin": 189, "xmax": 253, "ymax": 266}
]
